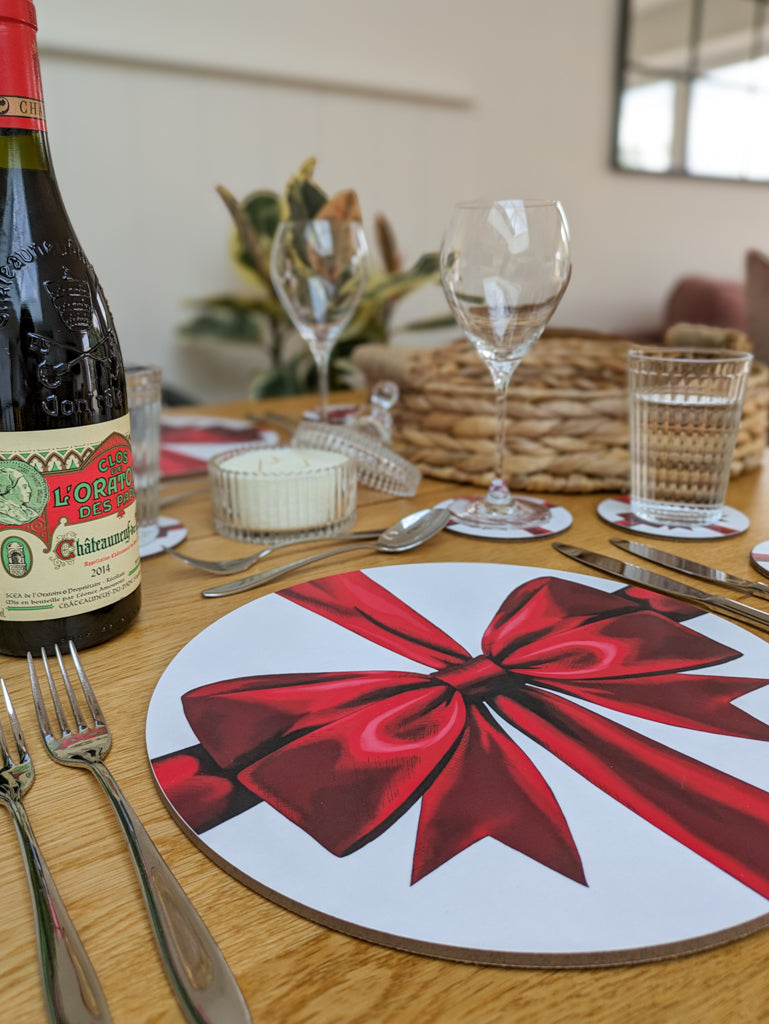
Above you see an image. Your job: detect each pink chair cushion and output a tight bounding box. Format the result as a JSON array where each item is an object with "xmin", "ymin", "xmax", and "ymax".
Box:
[
  {"xmin": 746, "ymin": 250, "xmax": 769, "ymax": 365},
  {"xmin": 664, "ymin": 275, "xmax": 749, "ymax": 334}
]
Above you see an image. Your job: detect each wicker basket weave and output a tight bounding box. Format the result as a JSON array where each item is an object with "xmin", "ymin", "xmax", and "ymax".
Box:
[{"xmin": 354, "ymin": 329, "xmax": 769, "ymax": 494}]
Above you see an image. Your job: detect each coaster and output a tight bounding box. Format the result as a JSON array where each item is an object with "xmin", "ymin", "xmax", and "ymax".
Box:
[
  {"xmin": 751, "ymin": 541, "xmax": 769, "ymax": 579},
  {"xmin": 436, "ymin": 495, "xmax": 573, "ymax": 540},
  {"xmin": 596, "ymin": 497, "xmax": 749, "ymax": 540},
  {"xmin": 139, "ymin": 516, "xmax": 187, "ymax": 558}
]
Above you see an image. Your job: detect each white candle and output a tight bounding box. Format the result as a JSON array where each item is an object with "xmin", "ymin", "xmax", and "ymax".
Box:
[{"xmin": 210, "ymin": 446, "xmax": 357, "ymax": 538}]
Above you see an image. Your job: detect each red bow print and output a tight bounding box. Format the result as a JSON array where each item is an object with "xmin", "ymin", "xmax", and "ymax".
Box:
[{"xmin": 153, "ymin": 573, "xmax": 769, "ymax": 893}]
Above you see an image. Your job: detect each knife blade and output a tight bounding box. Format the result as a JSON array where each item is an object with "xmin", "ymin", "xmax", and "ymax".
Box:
[
  {"xmin": 552, "ymin": 542, "xmax": 769, "ymax": 636},
  {"xmin": 610, "ymin": 538, "xmax": 769, "ymax": 603}
]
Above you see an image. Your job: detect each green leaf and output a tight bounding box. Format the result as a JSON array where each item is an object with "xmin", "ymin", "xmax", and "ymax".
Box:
[
  {"xmin": 182, "ymin": 291, "xmax": 284, "ymax": 323},
  {"xmin": 297, "ymin": 180, "xmax": 329, "ymax": 219},
  {"xmin": 329, "ymin": 354, "xmax": 361, "ymax": 390},
  {"xmin": 364, "ymin": 252, "xmax": 441, "ymax": 305},
  {"xmin": 228, "ymin": 191, "xmax": 282, "ymax": 283},
  {"xmin": 241, "ymin": 190, "xmax": 281, "ymax": 240},
  {"xmin": 250, "ymin": 352, "xmax": 314, "ymax": 398},
  {"xmin": 283, "ymin": 158, "xmax": 329, "ymax": 220},
  {"xmin": 391, "ymin": 314, "xmax": 457, "ymax": 333},
  {"xmin": 339, "ymin": 302, "xmax": 389, "ymax": 343},
  {"xmin": 179, "ymin": 304, "xmax": 266, "ymax": 343},
  {"xmin": 182, "ymin": 292, "xmax": 262, "ymax": 312}
]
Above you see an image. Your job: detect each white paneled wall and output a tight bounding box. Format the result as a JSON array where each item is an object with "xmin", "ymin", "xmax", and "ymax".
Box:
[{"xmin": 30, "ymin": 0, "xmax": 769, "ymax": 400}]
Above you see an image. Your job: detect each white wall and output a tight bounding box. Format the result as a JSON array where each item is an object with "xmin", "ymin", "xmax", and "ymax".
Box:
[{"xmin": 31, "ymin": 0, "xmax": 769, "ymax": 401}]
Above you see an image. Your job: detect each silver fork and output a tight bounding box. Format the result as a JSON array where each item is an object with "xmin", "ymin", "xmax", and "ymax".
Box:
[
  {"xmin": 28, "ymin": 644, "xmax": 252, "ymax": 1024},
  {"xmin": 0, "ymin": 678, "xmax": 111, "ymax": 1024}
]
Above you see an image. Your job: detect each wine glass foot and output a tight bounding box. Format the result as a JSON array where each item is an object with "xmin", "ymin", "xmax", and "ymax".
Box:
[
  {"xmin": 450, "ymin": 495, "xmax": 552, "ymax": 528},
  {"xmin": 449, "ymin": 494, "xmax": 551, "ymax": 530},
  {"xmin": 437, "ymin": 495, "xmax": 573, "ymax": 539}
]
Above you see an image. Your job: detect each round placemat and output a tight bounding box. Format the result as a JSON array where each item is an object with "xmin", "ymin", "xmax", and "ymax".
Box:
[
  {"xmin": 597, "ymin": 497, "xmax": 749, "ymax": 539},
  {"xmin": 160, "ymin": 416, "xmax": 279, "ymax": 478},
  {"xmin": 146, "ymin": 562, "xmax": 769, "ymax": 967},
  {"xmin": 751, "ymin": 541, "xmax": 769, "ymax": 579}
]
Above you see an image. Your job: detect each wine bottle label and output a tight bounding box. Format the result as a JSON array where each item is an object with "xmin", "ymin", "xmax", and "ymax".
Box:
[
  {"xmin": 0, "ymin": 2, "xmax": 47, "ymax": 131},
  {"xmin": 0, "ymin": 93, "xmax": 45, "ymax": 126},
  {"xmin": 0, "ymin": 415, "xmax": 141, "ymax": 622}
]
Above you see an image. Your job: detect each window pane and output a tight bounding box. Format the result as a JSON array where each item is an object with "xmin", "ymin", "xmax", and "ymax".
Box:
[
  {"xmin": 699, "ymin": 0, "xmax": 756, "ymax": 71},
  {"xmin": 627, "ymin": 0, "xmax": 694, "ymax": 73},
  {"xmin": 617, "ymin": 78, "xmax": 676, "ymax": 173},
  {"xmin": 687, "ymin": 65, "xmax": 769, "ymax": 178}
]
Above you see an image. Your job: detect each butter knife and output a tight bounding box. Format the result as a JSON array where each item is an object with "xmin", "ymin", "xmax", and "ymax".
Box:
[
  {"xmin": 610, "ymin": 538, "xmax": 769, "ymax": 602},
  {"xmin": 552, "ymin": 542, "xmax": 769, "ymax": 635}
]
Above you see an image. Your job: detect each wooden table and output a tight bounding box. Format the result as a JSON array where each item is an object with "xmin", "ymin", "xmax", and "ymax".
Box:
[{"xmin": 2, "ymin": 394, "xmax": 769, "ymax": 1024}]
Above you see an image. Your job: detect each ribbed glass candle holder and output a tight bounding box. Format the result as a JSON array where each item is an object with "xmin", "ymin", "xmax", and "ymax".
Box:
[
  {"xmin": 209, "ymin": 446, "xmax": 357, "ymax": 543},
  {"xmin": 290, "ymin": 421, "xmax": 421, "ymax": 496}
]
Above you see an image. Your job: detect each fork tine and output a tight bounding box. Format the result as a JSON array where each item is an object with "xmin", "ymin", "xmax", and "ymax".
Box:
[
  {"xmin": 36, "ymin": 648, "xmax": 73, "ymax": 735},
  {"xmin": 67, "ymin": 641, "xmax": 106, "ymax": 726},
  {"xmin": 26, "ymin": 653, "xmax": 54, "ymax": 740},
  {"xmin": 0, "ymin": 681, "xmax": 11, "ymax": 770},
  {"xmin": 1, "ymin": 678, "xmax": 29, "ymax": 767},
  {"xmin": 52, "ymin": 644, "xmax": 90, "ymax": 732}
]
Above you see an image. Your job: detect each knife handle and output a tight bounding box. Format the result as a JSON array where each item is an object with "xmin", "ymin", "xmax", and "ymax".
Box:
[
  {"xmin": 742, "ymin": 581, "xmax": 769, "ymax": 603},
  {"xmin": 703, "ymin": 593, "xmax": 769, "ymax": 635}
]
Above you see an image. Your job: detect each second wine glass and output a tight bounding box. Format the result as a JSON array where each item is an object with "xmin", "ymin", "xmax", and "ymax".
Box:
[
  {"xmin": 440, "ymin": 198, "xmax": 571, "ymax": 531},
  {"xmin": 270, "ymin": 218, "xmax": 369, "ymax": 421}
]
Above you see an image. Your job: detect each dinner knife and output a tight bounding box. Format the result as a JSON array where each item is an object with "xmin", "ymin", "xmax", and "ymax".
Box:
[
  {"xmin": 552, "ymin": 542, "xmax": 769, "ymax": 635},
  {"xmin": 610, "ymin": 538, "xmax": 769, "ymax": 602}
]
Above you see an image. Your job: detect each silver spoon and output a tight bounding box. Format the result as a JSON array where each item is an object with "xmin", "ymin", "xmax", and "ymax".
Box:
[
  {"xmin": 201, "ymin": 507, "xmax": 451, "ymax": 598},
  {"xmin": 167, "ymin": 526, "xmax": 385, "ymax": 575}
]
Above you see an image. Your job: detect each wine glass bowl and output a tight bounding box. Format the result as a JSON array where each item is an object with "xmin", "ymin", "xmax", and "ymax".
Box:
[
  {"xmin": 440, "ymin": 199, "xmax": 571, "ymax": 530},
  {"xmin": 270, "ymin": 218, "xmax": 369, "ymax": 420}
]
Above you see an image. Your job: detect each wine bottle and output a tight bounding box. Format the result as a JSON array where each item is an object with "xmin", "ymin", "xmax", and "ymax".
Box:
[{"xmin": 0, "ymin": 0, "xmax": 141, "ymax": 656}]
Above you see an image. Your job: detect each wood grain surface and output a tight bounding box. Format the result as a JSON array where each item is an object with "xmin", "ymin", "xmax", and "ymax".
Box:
[{"xmin": 2, "ymin": 394, "xmax": 769, "ymax": 1024}]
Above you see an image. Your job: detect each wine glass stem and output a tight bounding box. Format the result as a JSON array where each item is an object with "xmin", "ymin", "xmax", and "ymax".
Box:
[
  {"xmin": 315, "ymin": 346, "xmax": 332, "ymax": 422},
  {"xmin": 487, "ymin": 370, "xmax": 514, "ymax": 508}
]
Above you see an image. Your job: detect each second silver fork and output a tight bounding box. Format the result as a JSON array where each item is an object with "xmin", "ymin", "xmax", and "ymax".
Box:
[
  {"xmin": 28, "ymin": 644, "xmax": 252, "ymax": 1024},
  {"xmin": 0, "ymin": 678, "xmax": 111, "ymax": 1024}
]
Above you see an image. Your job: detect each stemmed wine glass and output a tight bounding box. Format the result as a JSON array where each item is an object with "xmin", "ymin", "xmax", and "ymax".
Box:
[
  {"xmin": 270, "ymin": 218, "xmax": 369, "ymax": 421},
  {"xmin": 440, "ymin": 199, "xmax": 571, "ymax": 531}
]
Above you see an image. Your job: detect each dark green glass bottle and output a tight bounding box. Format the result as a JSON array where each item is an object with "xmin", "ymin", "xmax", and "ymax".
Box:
[{"xmin": 0, "ymin": 0, "xmax": 141, "ymax": 655}]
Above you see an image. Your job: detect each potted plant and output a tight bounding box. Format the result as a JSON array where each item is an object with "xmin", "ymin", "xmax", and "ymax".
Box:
[{"xmin": 180, "ymin": 158, "xmax": 452, "ymax": 397}]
